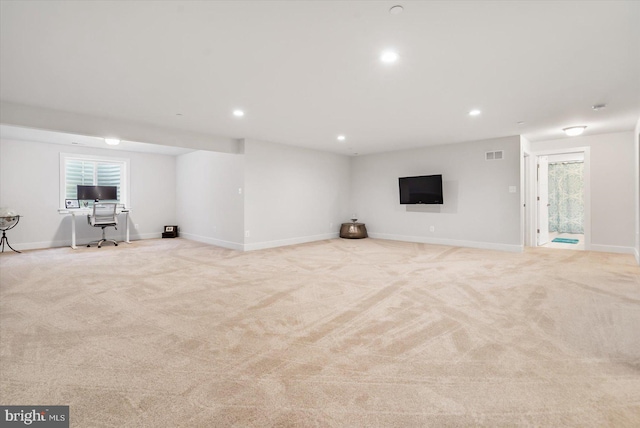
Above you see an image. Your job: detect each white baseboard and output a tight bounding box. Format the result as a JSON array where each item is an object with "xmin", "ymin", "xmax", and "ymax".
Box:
[
  {"xmin": 635, "ymin": 247, "xmax": 640, "ymax": 265},
  {"xmin": 135, "ymin": 232, "xmax": 162, "ymax": 240},
  {"xmin": 244, "ymin": 232, "xmax": 339, "ymax": 251},
  {"xmin": 368, "ymin": 232, "xmax": 523, "ymax": 253},
  {"xmin": 11, "ymin": 232, "xmax": 335, "ymax": 253},
  {"xmin": 7, "ymin": 240, "xmax": 65, "ymax": 252},
  {"xmin": 6, "ymin": 233, "xmax": 160, "ymax": 252},
  {"xmin": 589, "ymin": 244, "xmax": 636, "ymax": 255},
  {"xmin": 179, "ymin": 232, "xmax": 244, "ymax": 251}
]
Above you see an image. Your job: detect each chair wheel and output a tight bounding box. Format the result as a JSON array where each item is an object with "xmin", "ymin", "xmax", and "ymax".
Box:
[
  {"xmin": 87, "ymin": 244, "xmax": 90, "ymax": 247},
  {"xmin": 115, "ymin": 243, "xmax": 118, "ymax": 246}
]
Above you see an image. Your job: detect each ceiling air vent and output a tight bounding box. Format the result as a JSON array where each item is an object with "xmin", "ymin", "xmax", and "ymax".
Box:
[{"xmin": 485, "ymin": 150, "xmax": 504, "ymax": 161}]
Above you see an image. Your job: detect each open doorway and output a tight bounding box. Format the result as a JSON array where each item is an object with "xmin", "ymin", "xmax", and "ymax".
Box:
[
  {"xmin": 527, "ymin": 148, "xmax": 591, "ymax": 251},
  {"xmin": 539, "ymin": 153, "xmax": 586, "ymax": 250}
]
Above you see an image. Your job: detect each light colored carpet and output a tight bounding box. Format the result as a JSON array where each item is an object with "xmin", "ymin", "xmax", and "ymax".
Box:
[{"xmin": 1, "ymin": 238, "xmax": 639, "ymax": 427}]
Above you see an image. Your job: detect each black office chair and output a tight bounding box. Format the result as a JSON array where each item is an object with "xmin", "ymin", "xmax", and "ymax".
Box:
[{"xmin": 87, "ymin": 203, "xmax": 118, "ymax": 248}]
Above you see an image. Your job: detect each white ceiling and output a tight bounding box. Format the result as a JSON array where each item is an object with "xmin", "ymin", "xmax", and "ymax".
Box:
[
  {"xmin": 0, "ymin": 124, "xmax": 193, "ymax": 156},
  {"xmin": 1, "ymin": 1, "xmax": 639, "ymax": 156}
]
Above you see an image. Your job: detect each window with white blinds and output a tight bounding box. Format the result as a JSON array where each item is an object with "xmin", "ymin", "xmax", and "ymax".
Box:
[{"xmin": 60, "ymin": 153, "xmax": 130, "ymax": 208}]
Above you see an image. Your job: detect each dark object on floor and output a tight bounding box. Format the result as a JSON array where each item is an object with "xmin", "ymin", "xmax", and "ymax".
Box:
[
  {"xmin": 163, "ymin": 225, "xmax": 179, "ymax": 238},
  {"xmin": 340, "ymin": 222, "xmax": 368, "ymax": 239}
]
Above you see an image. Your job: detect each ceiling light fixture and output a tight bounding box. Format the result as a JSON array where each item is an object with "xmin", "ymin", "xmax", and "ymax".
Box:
[
  {"xmin": 563, "ymin": 126, "xmax": 586, "ymax": 136},
  {"xmin": 389, "ymin": 5, "xmax": 404, "ymax": 15},
  {"xmin": 591, "ymin": 104, "xmax": 606, "ymax": 111},
  {"xmin": 104, "ymin": 138, "xmax": 120, "ymax": 146},
  {"xmin": 337, "ymin": 135, "xmax": 346, "ymax": 141},
  {"xmin": 233, "ymin": 109, "xmax": 245, "ymax": 117},
  {"xmin": 380, "ymin": 50, "xmax": 399, "ymax": 63},
  {"xmin": 469, "ymin": 109, "xmax": 481, "ymax": 116}
]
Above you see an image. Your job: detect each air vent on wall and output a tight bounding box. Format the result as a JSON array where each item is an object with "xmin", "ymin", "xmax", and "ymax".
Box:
[{"xmin": 485, "ymin": 150, "xmax": 504, "ymax": 161}]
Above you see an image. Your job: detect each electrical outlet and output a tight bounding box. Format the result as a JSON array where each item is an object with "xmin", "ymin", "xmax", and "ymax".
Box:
[
  {"xmin": 244, "ymin": 230, "xmax": 250, "ymax": 238},
  {"xmin": 330, "ymin": 222, "xmax": 333, "ymax": 229},
  {"xmin": 429, "ymin": 226, "xmax": 435, "ymax": 232},
  {"xmin": 134, "ymin": 223, "xmax": 139, "ymax": 230}
]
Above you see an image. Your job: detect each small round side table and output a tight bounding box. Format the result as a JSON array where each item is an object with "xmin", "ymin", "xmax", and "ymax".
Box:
[
  {"xmin": 0, "ymin": 214, "xmax": 21, "ymax": 253},
  {"xmin": 340, "ymin": 221, "xmax": 368, "ymax": 239}
]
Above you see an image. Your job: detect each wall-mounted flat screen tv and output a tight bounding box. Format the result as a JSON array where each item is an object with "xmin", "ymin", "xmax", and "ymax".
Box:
[
  {"xmin": 77, "ymin": 185, "xmax": 118, "ymax": 201},
  {"xmin": 398, "ymin": 174, "xmax": 443, "ymax": 204}
]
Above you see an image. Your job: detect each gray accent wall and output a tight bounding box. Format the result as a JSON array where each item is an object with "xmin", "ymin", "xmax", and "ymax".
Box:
[{"xmin": 350, "ymin": 136, "xmax": 523, "ymax": 251}]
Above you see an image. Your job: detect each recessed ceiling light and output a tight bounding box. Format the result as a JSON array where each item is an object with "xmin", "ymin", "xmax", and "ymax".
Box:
[
  {"xmin": 591, "ymin": 104, "xmax": 606, "ymax": 111},
  {"xmin": 104, "ymin": 138, "xmax": 120, "ymax": 146},
  {"xmin": 380, "ymin": 50, "xmax": 399, "ymax": 63},
  {"xmin": 233, "ymin": 109, "xmax": 245, "ymax": 117},
  {"xmin": 517, "ymin": 121, "xmax": 525, "ymax": 125},
  {"xmin": 389, "ymin": 5, "xmax": 404, "ymax": 15},
  {"xmin": 563, "ymin": 126, "xmax": 586, "ymax": 136},
  {"xmin": 337, "ymin": 135, "xmax": 346, "ymax": 141},
  {"xmin": 469, "ymin": 109, "xmax": 481, "ymax": 116}
]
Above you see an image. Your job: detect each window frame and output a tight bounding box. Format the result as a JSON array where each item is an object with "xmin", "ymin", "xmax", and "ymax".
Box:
[{"xmin": 59, "ymin": 153, "xmax": 131, "ymax": 209}]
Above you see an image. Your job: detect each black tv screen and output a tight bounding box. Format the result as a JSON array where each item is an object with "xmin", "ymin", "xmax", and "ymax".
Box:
[
  {"xmin": 77, "ymin": 185, "xmax": 118, "ymax": 201},
  {"xmin": 399, "ymin": 174, "xmax": 443, "ymax": 204}
]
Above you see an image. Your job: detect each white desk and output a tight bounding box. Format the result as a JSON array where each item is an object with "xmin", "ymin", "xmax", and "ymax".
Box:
[{"xmin": 58, "ymin": 207, "xmax": 131, "ymax": 249}]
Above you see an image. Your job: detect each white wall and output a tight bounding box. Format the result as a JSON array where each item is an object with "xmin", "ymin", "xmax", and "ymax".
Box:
[
  {"xmin": 176, "ymin": 150, "xmax": 244, "ymax": 250},
  {"xmin": 0, "ymin": 138, "xmax": 176, "ymax": 250},
  {"xmin": 5, "ymin": 129, "xmax": 635, "ymax": 257},
  {"xmin": 547, "ymin": 152, "xmax": 584, "ymax": 163},
  {"xmin": 635, "ymin": 118, "xmax": 640, "ymax": 264},
  {"xmin": 531, "ymin": 131, "xmax": 635, "ymax": 254},
  {"xmin": 243, "ymin": 139, "xmax": 351, "ymax": 250},
  {"xmin": 351, "ymin": 136, "xmax": 522, "ymax": 251}
]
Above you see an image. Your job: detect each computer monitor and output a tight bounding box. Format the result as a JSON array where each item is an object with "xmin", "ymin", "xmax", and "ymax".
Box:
[{"xmin": 77, "ymin": 185, "xmax": 118, "ymax": 202}]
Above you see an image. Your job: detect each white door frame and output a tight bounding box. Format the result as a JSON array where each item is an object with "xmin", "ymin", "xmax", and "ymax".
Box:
[
  {"xmin": 526, "ymin": 147, "xmax": 591, "ymax": 250},
  {"xmin": 523, "ymin": 153, "xmax": 530, "ymax": 247},
  {"xmin": 537, "ymin": 156, "xmax": 550, "ymax": 245}
]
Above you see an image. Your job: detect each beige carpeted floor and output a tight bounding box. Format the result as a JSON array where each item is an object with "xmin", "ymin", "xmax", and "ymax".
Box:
[{"xmin": 1, "ymin": 238, "xmax": 639, "ymax": 427}]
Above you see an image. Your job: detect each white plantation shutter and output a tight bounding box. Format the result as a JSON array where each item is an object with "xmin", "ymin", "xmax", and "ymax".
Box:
[
  {"xmin": 65, "ymin": 159, "xmax": 96, "ymax": 199},
  {"xmin": 60, "ymin": 154, "xmax": 129, "ymax": 208},
  {"xmin": 97, "ymin": 163, "xmax": 122, "ymax": 200}
]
